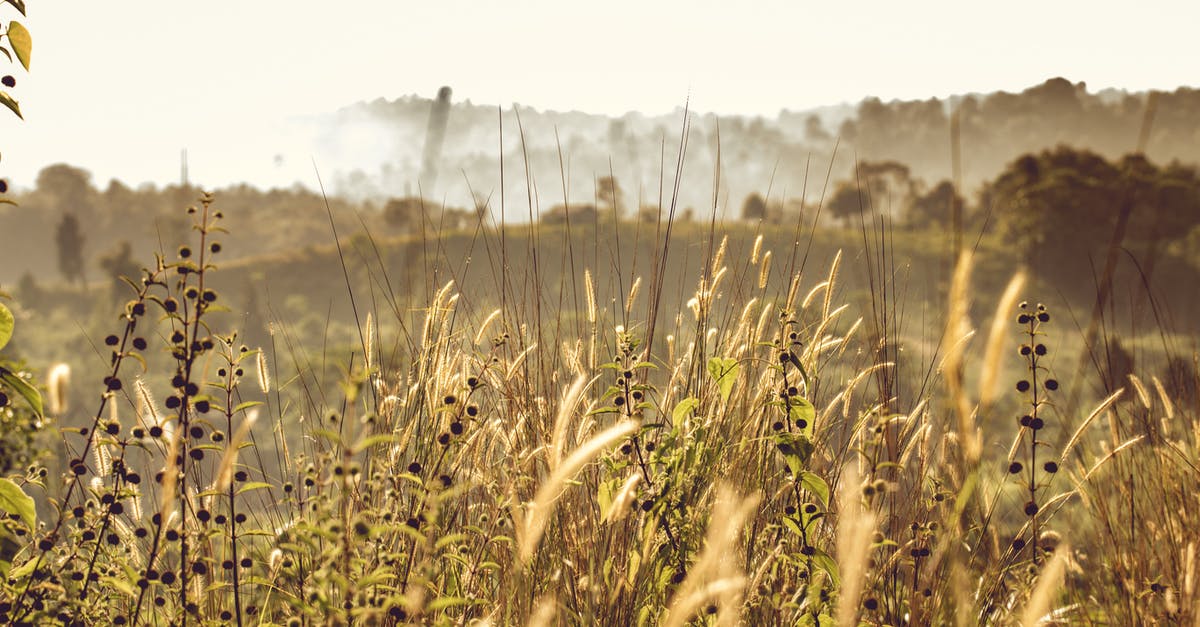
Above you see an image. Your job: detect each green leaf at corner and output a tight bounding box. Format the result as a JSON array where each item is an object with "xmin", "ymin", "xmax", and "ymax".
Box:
[
  {"xmin": 0, "ymin": 302, "xmax": 12, "ymax": 350},
  {"xmin": 706, "ymin": 357, "xmax": 739, "ymax": 402},
  {"xmin": 0, "ymin": 478, "xmax": 35, "ymax": 527},
  {"xmin": 0, "ymin": 366, "xmax": 42, "ymax": 417},
  {"xmin": 7, "ymin": 21, "xmax": 31, "ymax": 71}
]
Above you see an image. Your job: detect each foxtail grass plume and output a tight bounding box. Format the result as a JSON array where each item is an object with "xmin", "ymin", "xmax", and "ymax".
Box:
[
  {"xmin": 518, "ymin": 418, "xmax": 637, "ymax": 564},
  {"xmin": 663, "ymin": 485, "xmax": 759, "ymax": 627},
  {"xmin": 758, "ymin": 250, "xmax": 772, "ymax": 289},
  {"xmin": 46, "ymin": 362, "xmax": 70, "ymax": 415},
  {"xmin": 979, "ymin": 271, "xmax": 1026, "ymax": 409},
  {"xmin": 941, "ymin": 251, "xmax": 980, "ymax": 464},
  {"xmin": 836, "ymin": 464, "xmax": 877, "ymax": 627},
  {"xmin": 528, "ymin": 596, "xmax": 557, "ymax": 627},
  {"xmin": 135, "ymin": 377, "xmax": 160, "ymax": 427},
  {"xmin": 213, "ymin": 409, "xmax": 260, "ymax": 492},
  {"xmin": 363, "ymin": 312, "xmax": 375, "ymax": 373},
  {"xmin": 256, "ymin": 349, "xmax": 271, "ymax": 394},
  {"xmin": 584, "ymin": 269, "xmax": 597, "ymax": 324},
  {"xmin": 1020, "ymin": 543, "xmax": 1071, "ymax": 627}
]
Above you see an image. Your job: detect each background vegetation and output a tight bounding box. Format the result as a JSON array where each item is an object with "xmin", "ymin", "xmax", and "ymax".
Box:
[{"xmin": 0, "ymin": 21, "xmax": 1197, "ymax": 621}]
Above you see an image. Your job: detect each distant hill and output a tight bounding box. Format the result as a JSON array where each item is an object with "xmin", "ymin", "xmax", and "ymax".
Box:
[{"xmin": 316, "ymin": 77, "xmax": 1199, "ymax": 215}]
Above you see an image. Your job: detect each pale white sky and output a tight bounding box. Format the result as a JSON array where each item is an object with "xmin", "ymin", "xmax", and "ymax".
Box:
[{"xmin": 3, "ymin": 0, "xmax": 1198, "ymax": 189}]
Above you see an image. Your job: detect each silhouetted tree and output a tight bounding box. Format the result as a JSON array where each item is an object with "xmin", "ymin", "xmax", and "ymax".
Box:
[
  {"xmin": 906, "ymin": 180, "xmax": 962, "ymax": 229},
  {"xmin": 740, "ymin": 193, "xmax": 767, "ymax": 221},
  {"xmin": 597, "ymin": 176, "xmax": 623, "ymax": 216},
  {"xmin": 55, "ymin": 212, "xmax": 85, "ymax": 285},
  {"xmin": 826, "ymin": 182, "xmax": 866, "ymax": 227},
  {"xmin": 383, "ymin": 197, "xmax": 426, "ymax": 233},
  {"xmin": 98, "ymin": 240, "xmax": 140, "ymax": 301},
  {"xmin": 804, "ymin": 114, "xmax": 831, "ymax": 143},
  {"xmin": 37, "ymin": 163, "xmax": 95, "ymax": 222}
]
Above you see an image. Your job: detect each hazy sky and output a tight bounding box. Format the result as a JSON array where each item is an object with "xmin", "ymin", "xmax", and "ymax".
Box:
[{"xmin": 3, "ymin": 0, "xmax": 1198, "ymax": 188}]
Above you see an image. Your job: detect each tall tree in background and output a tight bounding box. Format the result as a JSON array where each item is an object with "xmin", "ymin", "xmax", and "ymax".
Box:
[
  {"xmin": 740, "ymin": 192, "xmax": 767, "ymax": 221},
  {"xmin": 906, "ymin": 180, "xmax": 963, "ymax": 229},
  {"xmin": 597, "ymin": 175, "xmax": 623, "ymax": 216},
  {"xmin": 98, "ymin": 240, "xmax": 139, "ymax": 300},
  {"xmin": 55, "ymin": 212, "xmax": 85, "ymax": 285}
]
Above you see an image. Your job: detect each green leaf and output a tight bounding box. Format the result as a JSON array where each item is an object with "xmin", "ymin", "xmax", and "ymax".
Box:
[
  {"xmin": 706, "ymin": 357, "xmax": 739, "ymax": 402},
  {"xmin": 782, "ymin": 516, "xmax": 804, "ymax": 538},
  {"xmin": 236, "ymin": 481, "xmax": 273, "ymax": 495},
  {"xmin": 426, "ymin": 596, "xmax": 482, "ymax": 611},
  {"xmin": 233, "ymin": 400, "xmax": 263, "ymax": 414},
  {"xmin": 671, "ymin": 397, "xmax": 699, "ymax": 429},
  {"xmin": 6, "ymin": 20, "xmax": 30, "ymax": 71},
  {"xmin": 0, "ymin": 366, "xmax": 42, "ymax": 417},
  {"xmin": 0, "ymin": 302, "xmax": 12, "ymax": 350},
  {"xmin": 350, "ymin": 433, "xmax": 397, "ymax": 452},
  {"xmin": 7, "ymin": 555, "xmax": 35, "ymax": 581},
  {"xmin": 0, "ymin": 91, "xmax": 20, "ymax": 119},
  {"xmin": 0, "ymin": 45, "xmax": 10, "ymax": 63},
  {"xmin": 597, "ymin": 477, "xmax": 618, "ymax": 522},
  {"xmin": 789, "ymin": 396, "xmax": 816, "ymax": 438},
  {"xmin": 774, "ymin": 432, "xmax": 814, "ymax": 475},
  {"xmin": 799, "ymin": 471, "xmax": 830, "ymax": 508},
  {"xmin": 101, "ymin": 576, "xmax": 137, "ymax": 598},
  {"xmin": 0, "ymin": 477, "xmax": 35, "ymax": 527},
  {"xmin": 810, "ymin": 548, "xmax": 840, "ymax": 587}
]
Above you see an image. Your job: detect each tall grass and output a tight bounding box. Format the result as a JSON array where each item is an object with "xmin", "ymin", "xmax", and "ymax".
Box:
[{"xmin": 0, "ymin": 148, "xmax": 1198, "ymax": 627}]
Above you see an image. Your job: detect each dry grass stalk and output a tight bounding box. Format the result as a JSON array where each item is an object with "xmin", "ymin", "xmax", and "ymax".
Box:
[
  {"xmin": 942, "ymin": 251, "xmax": 980, "ymax": 463},
  {"xmin": 979, "ymin": 271, "xmax": 1026, "ymax": 409},
  {"xmin": 663, "ymin": 485, "xmax": 760, "ymax": 627},
  {"xmin": 835, "ymin": 464, "xmax": 877, "ymax": 627},
  {"xmin": 1020, "ymin": 543, "xmax": 1071, "ymax": 627},
  {"xmin": 518, "ymin": 419, "xmax": 637, "ymax": 564}
]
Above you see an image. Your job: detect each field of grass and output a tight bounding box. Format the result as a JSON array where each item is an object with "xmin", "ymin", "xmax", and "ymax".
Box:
[{"xmin": 0, "ymin": 186, "xmax": 1197, "ymax": 627}]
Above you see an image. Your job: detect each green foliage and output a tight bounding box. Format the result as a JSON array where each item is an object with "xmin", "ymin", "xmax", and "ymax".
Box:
[
  {"xmin": 0, "ymin": 9, "xmax": 30, "ymax": 122},
  {"xmin": 0, "ymin": 301, "xmax": 12, "ymax": 349},
  {"xmin": 6, "ymin": 19, "xmax": 28, "ymax": 71},
  {"xmin": 706, "ymin": 356, "xmax": 739, "ymax": 402},
  {"xmin": 0, "ymin": 159, "xmax": 1197, "ymax": 625},
  {"xmin": 0, "ymin": 477, "xmax": 33, "ymax": 527}
]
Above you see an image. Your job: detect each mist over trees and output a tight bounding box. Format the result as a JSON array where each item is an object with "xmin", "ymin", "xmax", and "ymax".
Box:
[{"xmin": 313, "ymin": 77, "xmax": 1200, "ymax": 218}]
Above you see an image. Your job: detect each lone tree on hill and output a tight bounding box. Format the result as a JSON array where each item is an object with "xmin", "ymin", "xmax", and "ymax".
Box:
[{"xmin": 55, "ymin": 212, "xmax": 86, "ymax": 285}]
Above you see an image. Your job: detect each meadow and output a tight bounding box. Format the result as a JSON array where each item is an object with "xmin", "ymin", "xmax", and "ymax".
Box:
[{"xmin": 0, "ymin": 148, "xmax": 1197, "ymax": 627}]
